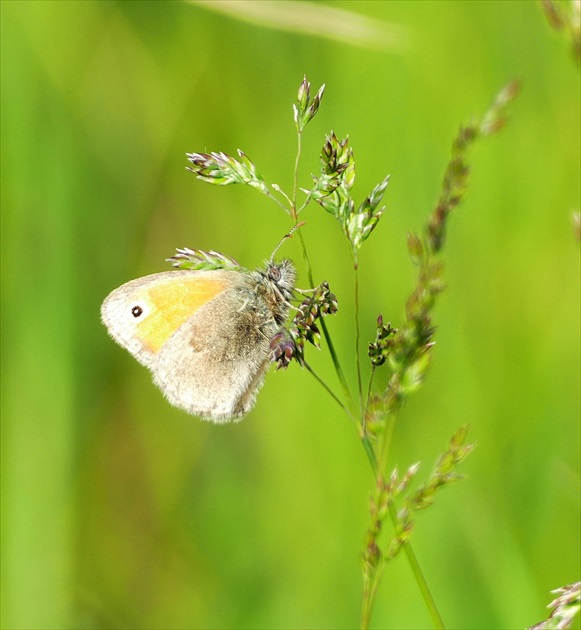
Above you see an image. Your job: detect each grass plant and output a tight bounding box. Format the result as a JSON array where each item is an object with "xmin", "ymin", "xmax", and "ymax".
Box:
[{"xmin": 182, "ymin": 76, "xmax": 521, "ymax": 628}]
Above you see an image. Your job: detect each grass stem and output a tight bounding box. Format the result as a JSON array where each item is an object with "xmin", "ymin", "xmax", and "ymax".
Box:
[
  {"xmin": 397, "ymin": 517, "xmax": 446, "ymax": 630},
  {"xmin": 291, "ymin": 130, "xmax": 302, "ymax": 221},
  {"xmin": 354, "ymin": 261, "xmax": 364, "ymax": 416}
]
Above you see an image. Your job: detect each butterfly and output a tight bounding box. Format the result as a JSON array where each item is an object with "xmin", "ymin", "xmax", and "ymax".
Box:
[{"xmin": 101, "ymin": 249, "xmax": 296, "ymax": 423}]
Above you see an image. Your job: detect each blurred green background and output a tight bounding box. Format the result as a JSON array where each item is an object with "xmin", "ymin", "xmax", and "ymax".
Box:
[{"xmin": 1, "ymin": 1, "xmax": 579, "ymax": 629}]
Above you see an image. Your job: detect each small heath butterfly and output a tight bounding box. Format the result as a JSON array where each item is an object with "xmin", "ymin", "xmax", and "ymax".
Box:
[{"xmin": 101, "ymin": 244, "xmax": 296, "ymax": 423}]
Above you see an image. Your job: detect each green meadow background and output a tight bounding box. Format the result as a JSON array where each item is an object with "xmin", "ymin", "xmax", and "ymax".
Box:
[{"xmin": 1, "ymin": 1, "xmax": 579, "ymax": 629}]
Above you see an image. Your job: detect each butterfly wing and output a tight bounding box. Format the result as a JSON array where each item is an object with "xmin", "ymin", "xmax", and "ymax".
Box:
[
  {"xmin": 101, "ymin": 269, "xmax": 278, "ymax": 422},
  {"xmin": 100, "ymin": 270, "xmax": 236, "ymax": 367},
  {"xmin": 153, "ymin": 284, "xmax": 277, "ymax": 422}
]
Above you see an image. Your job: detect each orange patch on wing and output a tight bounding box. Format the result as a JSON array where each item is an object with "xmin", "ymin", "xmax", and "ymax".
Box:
[{"xmin": 136, "ymin": 276, "xmax": 227, "ymax": 353}]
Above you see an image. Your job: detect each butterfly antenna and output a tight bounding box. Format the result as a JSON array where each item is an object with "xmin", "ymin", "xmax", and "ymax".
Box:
[{"xmin": 269, "ymin": 222, "xmax": 306, "ymax": 263}]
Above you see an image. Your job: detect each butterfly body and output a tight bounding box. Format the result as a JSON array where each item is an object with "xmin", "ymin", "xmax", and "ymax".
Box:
[{"xmin": 101, "ymin": 259, "xmax": 296, "ymax": 422}]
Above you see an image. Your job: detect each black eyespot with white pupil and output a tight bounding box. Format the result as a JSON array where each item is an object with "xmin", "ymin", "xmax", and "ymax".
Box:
[{"xmin": 131, "ymin": 305, "xmax": 143, "ymax": 318}]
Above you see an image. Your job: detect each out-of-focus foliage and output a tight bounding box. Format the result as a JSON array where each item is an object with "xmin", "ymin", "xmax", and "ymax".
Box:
[{"xmin": 1, "ymin": 2, "xmax": 579, "ymax": 629}]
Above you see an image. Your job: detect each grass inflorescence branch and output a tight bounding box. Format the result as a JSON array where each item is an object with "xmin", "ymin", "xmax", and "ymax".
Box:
[
  {"xmin": 167, "ymin": 248, "xmax": 244, "ymax": 272},
  {"xmin": 529, "ymin": 581, "xmax": 581, "ymax": 630}
]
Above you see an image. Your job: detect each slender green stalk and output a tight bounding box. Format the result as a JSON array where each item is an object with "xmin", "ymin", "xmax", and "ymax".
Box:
[
  {"xmin": 320, "ymin": 314, "xmax": 358, "ymax": 417},
  {"xmin": 393, "ymin": 507, "xmax": 446, "ymax": 630},
  {"xmin": 291, "ymin": 130, "xmax": 302, "ymax": 222},
  {"xmin": 363, "ymin": 366, "xmax": 376, "ymax": 428},
  {"xmin": 295, "ymin": 227, "xmax": 315, "ymax": 286},
  {"xmin": 354, "ymin": 259, "xmax": 364, "ymax": 416},
  {"xmin": 363, "ymin": 538, "xmax": 438, "ymax": 630},
  {"xmin": 359, "ymin": 429, "xmax": 379, "ymax": 473},
  {"xmin": 361, "ymin": 574, "xmax": 374, "ymax": 630},
  {"xmin": 363, "ymin": 558, "xmax": 387, "ymax": 630}
]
